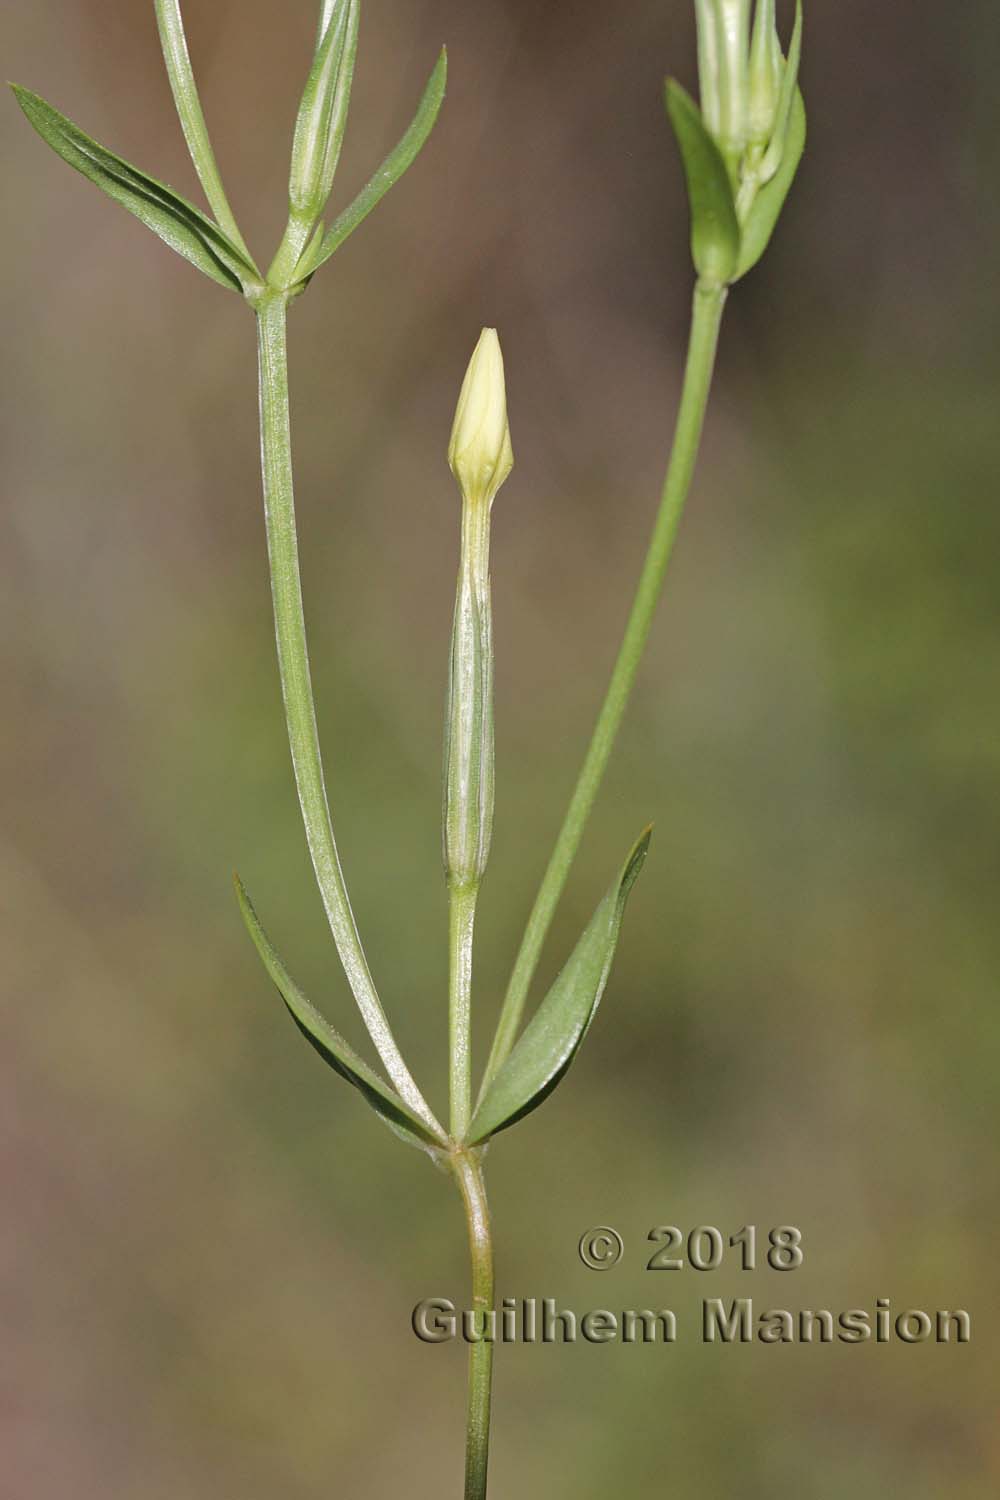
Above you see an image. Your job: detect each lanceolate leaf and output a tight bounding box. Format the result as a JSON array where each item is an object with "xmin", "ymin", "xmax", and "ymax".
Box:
[
  {"xmin": 468, "ymin": 830, "xmax": 651, "ymax": 1144},
  {"xmin": 235, "ymin": 876, "xmax": 449, "ymax": 1155},
  {"xmin": 12, "ymin": 86, "xmax": 260, "ymax": 294},
  {"xmin": 664, "ymin": 80, "xmax": 741, "ymax": 288},
  {"xmin": 735, "ymin": 88, "xmax": 806, "ymax": 279},
  {"xmin": 292, "ymin": 48, "xmax": 447, "ymax": 284}
]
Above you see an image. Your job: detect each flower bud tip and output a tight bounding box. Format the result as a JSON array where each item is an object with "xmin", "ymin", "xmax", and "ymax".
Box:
[{"xmin": 448, "ymin": 328, "xmax": 514, "ymax": 508}]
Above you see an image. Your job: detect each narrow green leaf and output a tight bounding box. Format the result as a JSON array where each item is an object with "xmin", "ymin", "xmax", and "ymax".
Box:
[
  {"xmin": 292, "ymin": 47, "xmax": 447, "ymax": 284},
  {"xmin": 735, "ymin": 88, "xmax": 806, "ymax": 279},
  {"xmin": 235, "ymin": 875, "xmax": 449, "ymax": 1154},
  {"xmin": 664, "ymin": 79, "xmax": 741, "ymax": 288},
  {"xmin": 468, "ymin": 830, "xmax": 651, "ymax": 1144},
  {"xmin": 12, "ymin": 86, "xmax": 260, "ymax": 294}
]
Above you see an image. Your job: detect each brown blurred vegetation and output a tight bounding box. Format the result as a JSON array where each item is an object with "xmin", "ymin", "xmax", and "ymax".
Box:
[{"xmin": 2, "ymin": 2, "xmax": 999, "ymax": 1496}]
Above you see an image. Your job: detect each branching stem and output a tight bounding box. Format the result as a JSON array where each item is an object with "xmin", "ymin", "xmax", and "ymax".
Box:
[
  {"xmin": 154, "ymin": 0, "xmax": 254, "ymax": 263},
  {"xmin": 255, "ymin": 292, "xmax": 443, "ymax": 1139},
  {"xmin": 481, "ymin": 281, "xmax": 728, "ymax": 1095}
]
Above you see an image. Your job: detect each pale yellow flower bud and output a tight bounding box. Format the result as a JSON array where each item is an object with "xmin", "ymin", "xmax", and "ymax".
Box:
[{"xmin": 448, "ymin": 328, "xmax": 514, "ymax": 509}]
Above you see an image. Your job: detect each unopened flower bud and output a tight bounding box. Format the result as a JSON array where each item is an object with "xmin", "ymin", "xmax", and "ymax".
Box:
[
  {"xmin": 442, "ymin": 330, "xmax": 515, "ymax": 888},
  {"xmin": 682, "ymin": 0, "xmax": 805, "ymax": 248},
  {"xmin": 747, "ymin": 0, "xmax": 782, "ymax": 147},
  {"xmin": 448, "ymin": 328, "xmax": 514, "ymax": 510},
  {"xmin": 695, "ymin": 0, "xmax": 751, "ymax": 170}
]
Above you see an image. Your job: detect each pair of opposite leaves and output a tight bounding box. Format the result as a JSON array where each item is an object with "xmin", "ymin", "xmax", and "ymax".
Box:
[
  {"xmin": 13, "ymin": 47, "xmax": 447, "ymax": 297},
  {"xmin": 16, "ymin": 0, "xmax": 805, "ymax": 297},
  {"xmin": 15, "ymin": 50, "xmax": 653, "ymax": 1155},
  {"xmin": 16, "ymin": 14, "xmax": 805, "ymax": 1153},
  {"xmin": 236, "ymin": 831, "xmax": 651, "ymax": 1155}
]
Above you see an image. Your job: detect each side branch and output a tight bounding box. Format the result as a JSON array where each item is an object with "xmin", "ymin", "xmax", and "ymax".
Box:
[{"xmin": 255, "ymin": 293, "xmax": 442, "ymax": 1139}]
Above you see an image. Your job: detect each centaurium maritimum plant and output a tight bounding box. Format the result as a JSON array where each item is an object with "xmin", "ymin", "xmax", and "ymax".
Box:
[{"xmin": 15, "ymin": 2, "xmax": 805, "ymax": 1494}]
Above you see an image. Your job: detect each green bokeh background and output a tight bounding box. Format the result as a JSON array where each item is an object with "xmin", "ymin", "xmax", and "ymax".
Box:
[{"xmin": 3, "ymin": 2, "xmax": 998, "ymax": 1495}]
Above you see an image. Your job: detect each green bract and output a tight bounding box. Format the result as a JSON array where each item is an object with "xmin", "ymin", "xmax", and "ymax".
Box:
[
  {"xmin": 14, "ymin": 1, "xmax": 445, "ymax": 303},
  {"xmin": 12, "ymin": 86, "xmax": 261, "ymax": 295},
  {"xmin": 291, "ymin": 49, "xmax": 447, "ymax": 286},
  {"xmin": 737, "ymin": 86, "xmax": 806, "ymax": 278},
  {"xmin": 665, "ymin": 81, "xmax": 742, "ymax": 288},
  {"xmin": 670, "ymin": 0, "xmax": 805, "ymax": 285},
  {"xmin": 235, "ymin": 876, "xmax": 449, "ymax": 1156},
  {"xmin": 469, "ymin": 831, "xmax": 651, "ymax": 1143}
]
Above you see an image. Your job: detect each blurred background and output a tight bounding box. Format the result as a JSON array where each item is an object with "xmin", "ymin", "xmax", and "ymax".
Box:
[{"xmin": 2, "ymin": 1, "xmax": 998, "ymax": 1495}]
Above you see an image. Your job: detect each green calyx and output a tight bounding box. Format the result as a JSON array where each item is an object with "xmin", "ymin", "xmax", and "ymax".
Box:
[{"xmin": 672, "ymin": 0, "xmax": 805, "ymax": 286}]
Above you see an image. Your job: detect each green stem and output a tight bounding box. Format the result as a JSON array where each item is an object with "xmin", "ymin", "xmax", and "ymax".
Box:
[
  {"xmin": 154, "ymin": 0, "xmax": 255, "ymax": 265},
  {"xmin": 449, "ymin": 882, "xmax": 478, "ymax": 1140},
  {"xmin": 254, "ymin": 293, "xmax": 443, "ymax": 1139},
  {"xmin": 481, "ymin": 280, "xmax": 728, "ymax": 1094},
  {"xmin": 452, "ymin": 1150, "xmax": 494, "ymax": 1500},
  {"xmin": 267, "ymin": 211, "xmax": 317, "ymax": 292}
]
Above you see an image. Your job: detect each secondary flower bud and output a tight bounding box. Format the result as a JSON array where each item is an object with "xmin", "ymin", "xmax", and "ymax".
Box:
[
  {"xmin": 683, "ymin": 0, "xmax": 805, "ymax": 245},
  {"xmin": 747, "ymin": 0, "xmax": 782, "ymax": 147},
  {"xmin": 695, "ymin": 0, "xmax": 751, "ymax": 170},
  {"xmin": 448, "ymin": 328, "xmax": 514, "ymax": 510}
]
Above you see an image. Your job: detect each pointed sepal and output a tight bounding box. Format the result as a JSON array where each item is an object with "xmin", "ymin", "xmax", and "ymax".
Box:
[
  {"xmin": 735, "ymin": 87, "xmax": 805, "ymax": 279},
  {"xmin": 758, "ymin": 0, "xmax": 803, "ymax": 188}
]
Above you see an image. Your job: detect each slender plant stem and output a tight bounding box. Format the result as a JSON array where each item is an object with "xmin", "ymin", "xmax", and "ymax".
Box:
[
  {"xmin": 481, "ymin": 280, "xmax": 728, "ymax": 1095},
  {"xmin": 448, "ymin": 882, "xmax": 479, "ymax": 1140},
  {"xmin": 254, "ymin": 292, "xmax": 444, "ymax": 1138},
  {"xmin": 153, "ymin": 0, "xmax": 255, "ymax": 264},
  {"xmin": 267, "ymin": 214, "xmax": 316, "ymax": 292},
  {"xmin": 452, "ymin": 1149, "xmax": 494, "ymax": 1500}
]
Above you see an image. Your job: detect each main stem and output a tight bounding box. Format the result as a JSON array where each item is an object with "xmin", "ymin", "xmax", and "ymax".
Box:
[
  {"xmin": 449, "ymin": 883, "xmax": 478, "ymax": 1139},
  {"xmin": 482, "ymin": 281, "xmax": 728, "ymax": 1092},
  {"xmin": 254, "ymin": 294, "xmax": 442, "ymax": 1137},
  {"xmin": 452, "ymin": 1150, "xmax": 494, "ymax": 1500}
]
